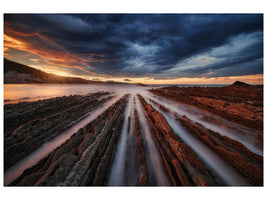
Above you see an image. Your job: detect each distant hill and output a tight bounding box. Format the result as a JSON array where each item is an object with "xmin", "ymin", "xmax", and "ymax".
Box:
[
  {"xmin": 4, "ymin": 58, "xmax": 145, "ymax": 86},
  {"xmin": 231, "ymin": 81, "xmax": 250, "ymax": 87},
  {"xmin": 4, "ymin": 58, "xmax": 103, "ymax": 84}
]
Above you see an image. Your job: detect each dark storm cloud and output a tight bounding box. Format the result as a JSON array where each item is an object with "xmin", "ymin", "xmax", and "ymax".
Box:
[
  {"xmin": 171, "ymin": 31, "xmax": 264, "ymax": 78},
  {"xmin": 4, "ymin": 14, "xmax": 263, "ymax": 78}
]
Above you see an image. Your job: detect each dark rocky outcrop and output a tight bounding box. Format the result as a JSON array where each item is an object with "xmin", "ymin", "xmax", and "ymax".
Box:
[
  {"xmin": 4, "ymin": 92, "xmax": 112, "ymax": 170},
  {"xmin": 231, "ymin": 81, "xmax": 250, "ymax": 87},
  {"xmin": 9, "ymin": 95, "xmax": 129, "ymax": 186}
]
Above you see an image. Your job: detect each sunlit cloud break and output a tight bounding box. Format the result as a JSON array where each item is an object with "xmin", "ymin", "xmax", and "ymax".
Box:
[{"xmin": 4, "ymin": 14, "xmax": 263, "ymax": 84}]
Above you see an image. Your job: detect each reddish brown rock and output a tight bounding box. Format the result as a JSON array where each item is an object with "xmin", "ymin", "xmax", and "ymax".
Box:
[
  {"xmin": 177, "ymin": 115, "xmax": 263, "ymax": 186},
  {"xmin": 150, "ymin": 82, "xmax": 263, "ymax": 131},
  {"xmin": 134, "ymin": 110, "xmax": 149, "ymax": 186},
  {"xmin": 9, "ymin": 95, "xmax": 129, "ymax": 186},
  {"xmin": 138, "ymin": 95, "xmax": 222, "ymax": 186}
]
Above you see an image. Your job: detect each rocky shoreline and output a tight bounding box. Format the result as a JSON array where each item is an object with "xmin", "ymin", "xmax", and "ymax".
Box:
[
  {"xmin": 4, "ymin": 92, "xmax": 112, "ymax": 170},
  {"xmin": 150, "ymin": 82, "xmax": 263, "ymax": 132},
  {"xmin": 4, "ymin": 83, "xmax": 263, "ymax": 186},
  {"xmin": 9, "ymin": 95, "xmax": 129, "ymax": 186},
  {"xmin": 149, "ymin": 99, "xmax": 263, "ymax": 185}
]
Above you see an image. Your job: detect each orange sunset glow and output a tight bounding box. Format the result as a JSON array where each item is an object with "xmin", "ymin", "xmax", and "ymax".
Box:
[
  {"xmin": 4, "ymin": 14, "xmax": 263, "ymax": 85},
  {"xmin": 3, "ymin": 12, "xmax": 264, "ymax": 189}
]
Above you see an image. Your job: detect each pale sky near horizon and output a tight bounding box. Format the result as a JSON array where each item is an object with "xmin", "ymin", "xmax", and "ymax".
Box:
[{"xmin": 4, "ymin": 14, "xmax": 263, "ymax": 84}]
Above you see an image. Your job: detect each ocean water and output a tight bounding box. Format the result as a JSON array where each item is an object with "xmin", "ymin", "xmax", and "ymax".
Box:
[
  {"xmin": 4, "ymin": 83, "xmax": 262, "ymax": 186},
  {"xmin": 3, "ymin": 84, "xmax": 151, "ymax": 104},
  {"xmin": 3, "ymin": 83, "xmax": 233, "ymax": 105},
  {"xmin": 150, "ymin": 84, "xmax": 229, "ymax": 87}
]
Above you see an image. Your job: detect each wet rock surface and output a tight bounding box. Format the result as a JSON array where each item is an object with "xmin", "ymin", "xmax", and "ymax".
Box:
[
  {"xmin": 4, "ymin": 93, "xmax": 107, "ymax": 136},
  {"xmin": 4, "ymin": 92, "xmax": 111, "ymax": 170},
  {"xmin": 134, "ymin": 109, "xmax": 149, "ymax": 186},
  {"xmin": 178, "ymin": 116, "xmax": 263, "ymax": 185},
  {"xmin": 5, "ymin": 85, "xmax": 263, "ymax": 186},
  {"xmin": 150, "ymin": 82, "xmax": 263, "ymax": 132},
  {"xmin": 148, "ymin": 98, "xmax": 263, "ymax": 186},
  {"xmin": 138, "ymin": 95, "xmax": 224, "ymax": 186},
  {"xmin": 9, "ymin": 95, "xmax": 128, "ymax": 186}
]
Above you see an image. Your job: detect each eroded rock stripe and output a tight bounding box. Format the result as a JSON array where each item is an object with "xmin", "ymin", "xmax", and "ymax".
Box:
[
  {"xmin": 149, "ymin": 98, "xmax": 263, "ymax": 186},
  {"xmin": 150, "ymin": 85, "xmax": 263, "ymax": 132},
  {"xmin": 9, "ymin": 95, "xmax": 129, "ymax": 186},
  {"xmin": 138, "ymin": 95, "xmax": 222, "ymax": 186},
  {"xmin": 4, "ymin": 92, "xmax": 111, "ymax": 170},
  {"xmin": 134, "ymin": 109, "xmax": 149, "ymax": 186},
  {"xmin": 178, "ymin": 115, "xmax": 263, "ymax": 186}
]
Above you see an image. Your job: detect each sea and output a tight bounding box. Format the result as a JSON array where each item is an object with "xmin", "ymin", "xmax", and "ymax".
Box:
[{"xmin": 3, "ymin": 83, "xmax": 229, "ymax": 105}]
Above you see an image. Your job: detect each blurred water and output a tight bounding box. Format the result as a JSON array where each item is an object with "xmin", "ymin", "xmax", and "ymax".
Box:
[
  {"xmin": 145, "ymin": 97, "xmax": 250, "ymax": 186},
  {"xmin": 108, "ymin": 95, "xmax": 133, "ymax": 186},
  {"xmin": 4, "ymin": 94, "xmax": 123, "ymax": 185},
  {"xmin": 4, "ymin": 84, "xmax": 262, "ymax": 186},
  {"xmin": 143, "ymin": 93, "xmax": 263, "ymax": 156},
  {"xmin": 4, "ymin": 84, "xmax": 152, "ymax": 104}
]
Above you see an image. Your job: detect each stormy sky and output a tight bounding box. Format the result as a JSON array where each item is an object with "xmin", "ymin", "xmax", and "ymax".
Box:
[{"xmin": 4, "ymin": 14, "xmax": 263, "ymax": 84}]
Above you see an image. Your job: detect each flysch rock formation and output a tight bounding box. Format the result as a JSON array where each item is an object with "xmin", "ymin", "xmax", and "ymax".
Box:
[
  {"xmin": 150, "ymin": 82, "xmax": 263, "ymax": 132},
  {"xmin": 4, "ymin": 92, "xmax": 112, "ymax": 170},
  {"xmin": 149, "ymin": 99, "xmax": 263, "ymax": 186},
  {"xmin": 9, "ymin": 95, "xmax": 129, "ymax": 186},
  {"xmin": 5, "ymin": 84, "xmax": 263, "ymax": 186}
]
